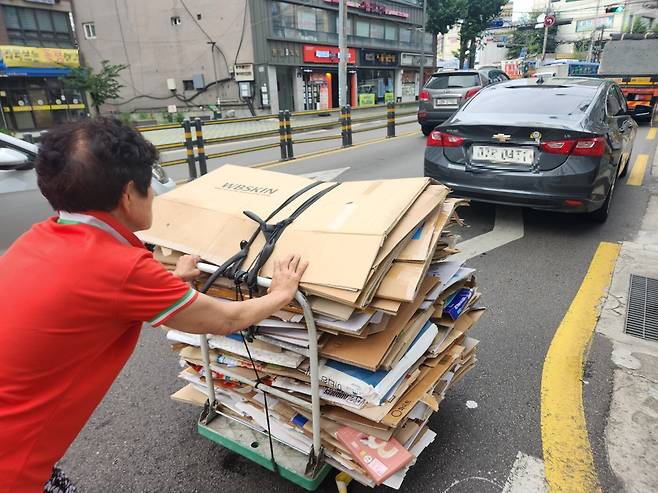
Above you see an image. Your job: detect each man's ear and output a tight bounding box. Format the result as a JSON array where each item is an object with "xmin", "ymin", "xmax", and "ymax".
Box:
[{"xmin": 117, "ymin": 181, "xmax": 136, "ymax": 211}]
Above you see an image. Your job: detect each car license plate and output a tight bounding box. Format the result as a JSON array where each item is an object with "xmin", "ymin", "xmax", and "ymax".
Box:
[
  {"xmin": 434, "ymin": 98, "xmax": 458, "ymax": 107},
  {"xmin": 472, "ymin": 145, "xmax": 534, "ymax": 165}
]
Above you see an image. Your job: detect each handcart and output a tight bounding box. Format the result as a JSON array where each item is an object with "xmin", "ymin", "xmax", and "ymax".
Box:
[{"xmin": 193, "ymin": 262, "xmax": 334, "ymax": 491}]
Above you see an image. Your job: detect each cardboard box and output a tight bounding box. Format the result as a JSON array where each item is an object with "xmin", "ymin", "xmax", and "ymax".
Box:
[{"xmin": 139, "ymin": 165, "xmax": 430, "ymax": 292}]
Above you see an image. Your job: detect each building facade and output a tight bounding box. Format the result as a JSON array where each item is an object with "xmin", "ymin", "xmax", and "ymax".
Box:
[
  {"xmin": 0, "ymin": 0, "xmax": 85, "ymax": 131},
  {"xmin": 73, "ymin": 0, "xmax": 434, "ymax": 116},
  {"xmin": 553, "ymin": 0, "xmax": 656, "ymax": 58}
]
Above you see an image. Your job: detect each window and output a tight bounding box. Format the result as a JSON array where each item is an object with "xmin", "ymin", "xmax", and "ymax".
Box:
[
  {"xmin": 356, "ymin": 19, "xmax": 369, "ymax": 37},
  {"xmin": 1, "ymin": 5, "xmax": 74, "ymax": 48},
  {"xmin": 370, "ymin": 21, "xmax": 384, "ymax": 39},
  {"xmin": 297, "ymin": 7, "xmax": 316, "ymax": 31},
  {"xmin": 426, "ymin": 73, "xmax": 481, "ymax": 89},
  {"xmin": 400, "ymin": 28, "xmax": 412, "ymax": 43},
  {"xmin": 83, "ymin": 22, "xmax": 96, "ymax": 39},
  {"xmin": 462, "ymin": 86, "xmax": 595, "ymax": 115},
  {"xmin": 182, "ymin": 80, "xmax": 195, "ymax": 91},
  {"xmin": 576, "ymin": 16, "xmax": 614, "ymax": 32},
  {"xmin": 606, "ymin": 87, "xmax": 622, "ymax": 116},
  {"xmin": 384, "ymin": 23, "xmax": 397, "ymax": 41},
  {"xmin": 170, "ymin": 16, "xmax": 181, "ymax": 26}
]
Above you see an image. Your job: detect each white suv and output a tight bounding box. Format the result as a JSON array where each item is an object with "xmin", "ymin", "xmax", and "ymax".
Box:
[{"xmin": 0, "ymin": 132, "xmax": 175, "ymax": 252}]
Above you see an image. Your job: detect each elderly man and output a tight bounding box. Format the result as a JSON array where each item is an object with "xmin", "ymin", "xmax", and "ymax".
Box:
[{"xmin": 0, "ymin": 118, "xmax": 307, "ymax": 492}]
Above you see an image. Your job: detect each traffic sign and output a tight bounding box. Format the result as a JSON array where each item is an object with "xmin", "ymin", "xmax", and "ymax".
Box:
[{"xmin": 544, "ymin": 15, "xmax": 556, "ymax": 27}]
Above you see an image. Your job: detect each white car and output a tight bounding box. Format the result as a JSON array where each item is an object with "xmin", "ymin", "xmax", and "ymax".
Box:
[{"xmin": 0, "ymin": 132, "xmax": 175, "ymax": 252}]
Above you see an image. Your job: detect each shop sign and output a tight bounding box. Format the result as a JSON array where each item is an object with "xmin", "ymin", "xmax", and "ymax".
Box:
[
  {"xmin": 233, "ymin": 63, "xmax": 255, "ymax": 81},
  {"xmin": 303, "ymin": 45, "xmax": 356, "ymax": 64},
  {"xmin": 0, "ymin": 46, "xmax": 79, "ymax": 69},
  {"xmin": 358, "ymin": 93, "xmax": 376, "ymax": 105},
  {"xmin": 384, "ymin": 92, "xmax": 395, "ymax": 103},
  {"xmin": 361, "ymin": 50, "xmax": 398, "ymax": 67},
  {"xmin": 323, "ymin": 0, "xmax": 409, "ymax": 19},
  {"xmin": 400, "ymin": 52, "xmax": 434, "ymax": 67}
]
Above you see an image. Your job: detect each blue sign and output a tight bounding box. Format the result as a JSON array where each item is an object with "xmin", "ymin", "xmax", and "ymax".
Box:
[{"xmin": 489, "ymin": 19, "xmax": 504, "ymax": 28}]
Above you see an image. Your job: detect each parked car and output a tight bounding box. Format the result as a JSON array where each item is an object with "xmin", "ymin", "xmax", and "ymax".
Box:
[
  {"xmin": 424, "ymin": 77, "xmax": 637, "ymax": 222},
  {"xmin": 417, "ymin": 68, "xmax": 510, "ymax": 136},
  {"xmin": 0, "ymin": 132, "xmax": 176, "ymax": 252}
]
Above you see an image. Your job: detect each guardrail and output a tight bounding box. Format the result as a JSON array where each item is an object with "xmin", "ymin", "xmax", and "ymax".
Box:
[{"xmin": 159, "ymin": 102, "xmax": 418, "ymax": 179}]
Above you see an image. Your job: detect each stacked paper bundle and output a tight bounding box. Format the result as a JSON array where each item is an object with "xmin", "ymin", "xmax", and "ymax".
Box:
[{"xmin": 141, "ymin": 165, "xmax": 485, "ymax": 488}]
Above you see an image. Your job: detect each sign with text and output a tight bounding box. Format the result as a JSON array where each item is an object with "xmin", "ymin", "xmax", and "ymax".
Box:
[
  {"xmin": 303, "ymin": 45, "xmax": 356, "ymax": 64},
  {"xmin": 400, "ymin": 52, "xmax": 434, "ymax": 67},
  {"xmin": 0, "ymin": 46, "xmax": 79, "ymax": 69},
  {"xmin": 323, "ymin": 0, "xmax": 409, "ymax": 19},
  {"xmin": 361, "ymin": 49, "xmax": 398, "ymax": 67}
]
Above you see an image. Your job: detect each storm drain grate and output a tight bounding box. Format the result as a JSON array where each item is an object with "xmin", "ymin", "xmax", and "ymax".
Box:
[{"xmin": 625, "ymin": 274, "xmax": 658, "ymax": 342}]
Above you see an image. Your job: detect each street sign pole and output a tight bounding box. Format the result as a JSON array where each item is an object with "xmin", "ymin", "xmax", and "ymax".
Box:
[
  {"xmin": 338, "ymin": 0, "xmax": 347, "ymax": 107},
  {"xmin": 587, "ymin": 0, "xmax": 602, "ymax": 62},
  {"xmin": 541, "ymin": 24, "xmax": 549, "ymax": 63},
  {"xmin": 419, "ymin": 0, "xmax": 427, "ymax": 90}
]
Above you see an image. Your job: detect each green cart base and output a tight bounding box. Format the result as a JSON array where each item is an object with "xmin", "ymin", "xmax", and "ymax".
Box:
[{"xmin": 197, "ymin": 413, "xmax": 333, "ymax": 491}]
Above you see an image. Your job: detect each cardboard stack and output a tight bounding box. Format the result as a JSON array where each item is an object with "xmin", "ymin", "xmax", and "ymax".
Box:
[{"xmin": 141, "ymin": 165, "xmax": 485, "ymax": 488}]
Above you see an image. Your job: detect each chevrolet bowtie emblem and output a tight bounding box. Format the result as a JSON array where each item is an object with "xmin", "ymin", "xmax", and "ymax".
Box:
[{"xmin": 492, "ymin": 133, "xmax": 511, "ymax": 142}]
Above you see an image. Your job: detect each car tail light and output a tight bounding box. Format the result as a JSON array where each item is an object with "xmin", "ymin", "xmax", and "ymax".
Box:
[
  {"xmin": 419, "ymin": 90, "xmax": 430, "ymax": 102},
  {"xmin": 540, "ymin": 137, "xmax": 605, "ymax": 157},
  {"xmin": 427, "ymin": 130, "xmax": 465, "ymax": 147},
  {"xmin": 464, "ymin": 87, "xmax": 481, "ymax": 100}
]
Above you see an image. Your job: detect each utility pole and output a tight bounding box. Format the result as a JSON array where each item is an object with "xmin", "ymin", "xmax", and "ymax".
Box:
[
  {"xmin": 338, "ymin": 0, "xmax": 348, "ymax": 107},
  {"xmin": 207, "ymin": 41, "xmax": 220, "ymax": 105},
  {"xmin": 587, "ymin": 0, "xmax": 602, "ymax": 62},
  {"xmin": 540, "ymin": 0, "xmax": 550, "ymax": 64},
  {"xmin": 419, "ymin": 0, "xmax": 428, "ymax": 90}
]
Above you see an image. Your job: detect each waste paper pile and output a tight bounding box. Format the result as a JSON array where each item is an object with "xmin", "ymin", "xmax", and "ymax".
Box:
[{"xmin": 140, "ymin": 165, "xmax": 485, "ymax": 488}]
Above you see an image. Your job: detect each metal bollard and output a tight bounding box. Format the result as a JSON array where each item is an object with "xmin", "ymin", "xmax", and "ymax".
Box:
[
  {"xmin": 386, "ymin": 102, "xmax": 396, "ymax": 138},
  {"xmin": 182, "ymin": 119, "xmax": 198, "ymax": 180},
  {"xmin": 284, "ymin": 110, "xmax": 294, "ymax": 160},
  {"xmin": 194, "ymin": 118, "xmax": 208, "ymax": 175},
  {"xmin": 346, "ymin": 105, "xmax": 353, "ymax": 146},
  {"xmin": 23, "ymin": 133, "xmax": 34, "ymax": 144},
  {"xmin": 340, "ymin": 106, "xmax": 348, "ymax": 147},
  {"xmin": 278, "ymin": 111, "xmax": 288, "ymax": 161}
]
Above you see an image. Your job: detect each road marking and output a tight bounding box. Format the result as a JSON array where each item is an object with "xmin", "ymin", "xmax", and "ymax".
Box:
[
  {"xmin": 450, "ymin": 206, "xmax": 524, "ymax": 263},
  {"xmin": 253, "ymin": 130, "xmax": 420, "ymax": 170},
  {"xmin": 503, "ymin": 452, "xmax": 548, "ymax": 493},
  {"xmin": 647, "ymin": 128, "xmax": 657, "ymax": 140},
  {"xmin": 627, "ymin": 154, "xmax": 648, "ymax": 186},
  {"xmin": 541, "ymin": 241, "xmax": 620, "ymax": 493},
  {"xmin": 300, "ymin": 167, "xmax": 351, "ymax": 181}
]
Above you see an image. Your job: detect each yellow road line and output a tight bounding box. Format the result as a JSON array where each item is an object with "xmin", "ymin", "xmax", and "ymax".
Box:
[
  {"xmin": 253, "ymin": 130, "xmax": 420, "ymax": 170},
  {"xmin": 647, "ymin": 128, "xmax": 657, "ymax": 140},
  {"xmin": 541, "ymin": 241, "xmax": 620, "ymax": 493},
  {"xmin": 627, "ymin": 154, "xmax": 648, "ymax": 186}
]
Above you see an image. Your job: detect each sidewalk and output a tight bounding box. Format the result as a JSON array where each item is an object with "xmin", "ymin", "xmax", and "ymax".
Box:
[
  {"xmin": 596, "ymin": 148, "xmax": 658, "ymax": 492},
  {"xmin": 139, "ymin": 104, "xmax": 412, "ymax": 147}
]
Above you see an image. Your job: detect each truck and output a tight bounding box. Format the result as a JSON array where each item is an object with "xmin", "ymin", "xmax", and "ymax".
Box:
[{"xmin": 597, "ymin": 38, "xmax": 658, "ymax": 121}]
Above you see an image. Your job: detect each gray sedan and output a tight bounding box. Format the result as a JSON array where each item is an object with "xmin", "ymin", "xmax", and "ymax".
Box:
[{"xmin": 423, "ymin": 77, "xmax": 637, "ymax": 222}]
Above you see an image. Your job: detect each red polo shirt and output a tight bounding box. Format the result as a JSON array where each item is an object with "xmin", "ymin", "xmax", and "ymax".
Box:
[{"xmin": 0, "ymin": 211, "xmax": 197, "ymax": 492}]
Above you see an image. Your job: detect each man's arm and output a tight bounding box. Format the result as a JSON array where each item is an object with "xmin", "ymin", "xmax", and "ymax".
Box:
[{"xmin": 165, "ymin": 254, "xmax": 308, "ymax": 336}]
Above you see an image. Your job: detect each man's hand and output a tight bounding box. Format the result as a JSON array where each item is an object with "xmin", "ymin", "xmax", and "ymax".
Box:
[
  {"xmin": 173, "ymin": 254, "xmax": 201, "ymax": 282},
  {"xmin": 268, "ymin": 254, "xmax": 309, "ymax": 307}
]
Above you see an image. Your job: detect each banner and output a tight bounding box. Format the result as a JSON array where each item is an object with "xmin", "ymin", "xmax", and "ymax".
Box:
[
  {"xmin": 303, "ymin": 45, "xmax": 356, "ymax": 64},
  {"xmin": 0, "ymin": 46, "xmax": 80, "ymax": 69}
]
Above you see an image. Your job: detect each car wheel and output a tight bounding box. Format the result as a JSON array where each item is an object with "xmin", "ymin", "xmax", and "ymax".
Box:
[
  {"xmin": 588, "ymin": 168, "xmax": 618, "ymax": 223},
  {"xmin": 421, "ymin": 125, "xmax": 434, "ymax": 136}
]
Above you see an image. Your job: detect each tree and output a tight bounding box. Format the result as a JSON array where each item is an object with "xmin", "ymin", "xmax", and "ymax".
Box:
[
  {"xmin": 632, "ymin": 17, "xmax": 648, "ymax": 34},
  {"xmin": 426, "ymin": 0, "xmax": 465, "ymax": 36},
  {"xmin": 63, "ymin": 60, "xmax": 127, "ymax": 116},
  {"xmin": 427, "ymin": 0, "xmax": 507, "ymax": 68},
  {"xmin": 506, "ymin": 12, "xmax": 558, "ymax": 59}
]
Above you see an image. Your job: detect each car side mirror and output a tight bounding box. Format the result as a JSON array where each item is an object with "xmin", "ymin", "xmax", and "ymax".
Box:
[{"xmin": 0, "ymin": 147, "xmax": 33, "ymax": 170}]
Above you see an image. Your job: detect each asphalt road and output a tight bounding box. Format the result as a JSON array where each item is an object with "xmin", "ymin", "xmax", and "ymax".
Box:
[{"xmin": 6, "ymin": 121, "xmax": 655, "ymax": 492}]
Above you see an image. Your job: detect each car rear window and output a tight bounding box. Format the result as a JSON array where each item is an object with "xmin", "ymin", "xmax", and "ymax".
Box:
[
  {"xmin": 425, "ymin": 73, "xmax": 480, "ymax": 89},
  {"xmin": 462, "ymin": 86, "xmax": 595, "ymax": 115}
]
